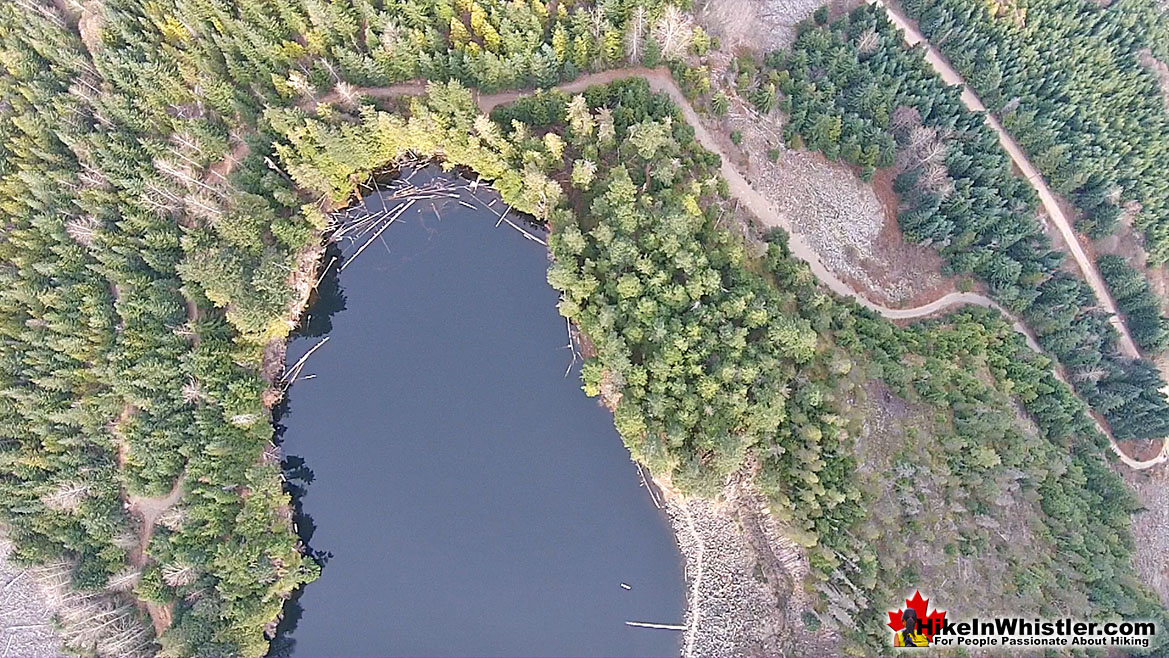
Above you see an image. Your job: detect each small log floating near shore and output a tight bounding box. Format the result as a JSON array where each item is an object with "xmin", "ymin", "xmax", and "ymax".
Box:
[{"xmin": 625, "ymin": 621, "xmax": 686, "ymax": 631}]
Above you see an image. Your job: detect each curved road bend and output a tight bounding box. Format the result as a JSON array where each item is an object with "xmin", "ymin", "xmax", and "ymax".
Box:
[
  {"xmin": 868, "ymin": 0, "xmax": 1142, "ymax": 360},
  {"xmin": 305, "ymin": 68, "xmax": 1166, "ymax": 470}
]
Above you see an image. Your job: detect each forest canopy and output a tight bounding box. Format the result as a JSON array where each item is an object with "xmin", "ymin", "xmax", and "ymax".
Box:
[
  {"xmin": 274, "ymin": 76, "xmax": 1167, "ymax": 652},
  {"xmin": 764, "ymin": 6, "xmax": 1169, "ymax": 443},
  {"xmin": 0, "ymin": 0, "xmax": 710, "ymax": 653},
  {"xmin": 900, "ymin": 0, "xmax": 1169, "ymax": 257},
  {"xmin": 1, "ymin": 0, "xmax": 1167, "ymax": 655}
]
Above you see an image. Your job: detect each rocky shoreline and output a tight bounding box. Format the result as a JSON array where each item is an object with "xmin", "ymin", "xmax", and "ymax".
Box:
[{"xmin": 658, "ymin": 477, "xmax": 838, "ymax": 657}]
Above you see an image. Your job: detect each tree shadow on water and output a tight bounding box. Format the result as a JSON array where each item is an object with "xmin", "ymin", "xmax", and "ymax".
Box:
[
  {"xmin": 296, "ymin": 242, "xmax": 347, "ymax": 339},
  {"xmin": 268, "ymin": 245, "xmax": 346, "ymax": 657},
  {"xmin": 268, "ymin": 396, "xmax": 333, "ymax": 657}
]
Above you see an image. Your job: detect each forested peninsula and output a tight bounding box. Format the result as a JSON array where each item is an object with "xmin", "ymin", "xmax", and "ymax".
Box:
[{"xmin": 2, "ymin": 0, "xmax": 1169, "ymax": 656}]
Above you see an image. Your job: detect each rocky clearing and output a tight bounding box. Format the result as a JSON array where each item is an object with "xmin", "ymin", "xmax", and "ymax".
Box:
[
  {"xmin": 0, "ymin": 531, "xmax": 63, "ymax": 658},
  {"xmin": 696, "ymin": 0, "xmax": 960, "ymax": 309},
  {"xmin": 723, "ymin": 101, "xmax": 958, "ymax": 307},
  {"xmin": 695, "ymin": 0, "xmax": 821, "ymax": 52},
  {"xmin": 1129, "ymin": 465, "xmax": 1169, "ymax": 610},
  {"xmin": 666, "ymin": 489, "xmax": 838, "ymax": 657}
]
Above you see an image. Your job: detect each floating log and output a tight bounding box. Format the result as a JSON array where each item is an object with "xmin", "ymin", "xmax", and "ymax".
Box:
[
  {"xmin": 281, "ymin": 337, "xmax": 330, "ymax": 387},
  {"xmin": 340, "ymin": 199, "xmax": 414, "ymax": 271},
  {"xmin": 636, "ymin": 462, "xmax": 662, "ymax": 509},
  {"xmin": 625, "ymin": 621, "xmax": 686, "ymax": 631}
]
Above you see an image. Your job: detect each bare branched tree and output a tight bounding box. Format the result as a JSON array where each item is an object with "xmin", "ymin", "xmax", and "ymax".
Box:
[
  {"xmin": 34, "ymin": 560, "xmax": 156, "ymax": 657},
  {"xmin": 140, "ymin": 183, "xmax": 184, "ymax": 217},
  {"xmin": 334, "ymin": 81, "xmax": 362, "ymax": 107},
  {"xmin": 106, "ymin": 568, "xmax": 142, "ymax": 593},
  {"xmin": 1072, "ymin": 366, "xmax": 1109, "ymax": 383},
  {"xmin": 66, "ymin": 215, "xmax": 101, "ymax": 247},
  {"xmin": 596, "ymin": 106, "xmax": 616, "ymax": 145},
  {"xmin": 41, "ymin": 482, "xmax": 89, "ymax": 512},
  {"xmin": 890, "ymin": 105, "xmax": 922, "ymax": 133},
  {"xmin": 183, "ymin": 191, "xmax": 225, "ymax": 222},
  {"xmin": 156, "ymin": 506, "xmax": 187, "ymax": 532},
  {"xmin": 626, "ymin": 6, "xmax": 647, "ymax": 62},
  {"xmin": 919, "ymin": 139, "xmax": 948, "ymax": 166},
  {"xmin": 380, "ymin": 20, "xmax": 403, "ymax": 50},
  {"xmin": 68, "ymin": 75, "xmax": 101, "ymax": 104},
  {"xmin": 162, "ymin": 562, "xmax": 198, "ymax": 588},
  {"xmin": 180, "ymin": 378, "xmax": 203, "ymax": 404},
  {"xmin": 587, "ymin": 5, "xmax": 605, "ymax": 37},
  {"xmin": 473, "ymin": 115, "xmax": 500, "ymax": 143},
  {"xmin": 230, "ymin": 413, "xmax": 261, "ymax": 427},
  {"xmin": 287, "ymin": 71, "xmax": 313, "ymax": 96},
  {"xmin": 262, "ymin": 441, "xmax": 281, "ymax": 465},
  {"xmin": 857, "ymin": 28, "xmax": 879, "ymax": 54},
  {"xmin": 13, "ymin": 0, "xmax": 65, "ymax": 26},
  {"xmin": 653, "ymin": 5, "xmax": 693, "ymax": 61},
  {"xmin": 921, "ymin": 163, "xmax": 954, "ymax": 198},
  {"xmin": 79, "ymin": 161, "xmax": 110, "ymax": 189},
  {"xmin": 172, "ymin": 131, "xmax": 205, "ymax": 158},
  {"xmin": 908, "ymin": 125, "xmax": 937, "ymax": 151}
]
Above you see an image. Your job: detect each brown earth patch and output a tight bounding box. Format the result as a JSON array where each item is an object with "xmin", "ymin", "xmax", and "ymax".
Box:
[
  {"xmin": 1127, "ymin": 464, "xmax": 1169, "ymax": 609},
  {"xmin": 1116, "ymin": 438, "xmax": 1163, "ymax": 462},
  {"xmin": 1138, "ymin": 49, "xmax": 1169, "ymax": 110}
]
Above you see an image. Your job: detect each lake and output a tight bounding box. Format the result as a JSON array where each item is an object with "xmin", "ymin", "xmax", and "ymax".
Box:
[{"xmin": 274, "ymin": 170, "xmax": 685, "ymax": 657}]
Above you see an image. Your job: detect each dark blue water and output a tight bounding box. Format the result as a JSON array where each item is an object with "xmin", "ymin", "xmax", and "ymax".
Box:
[{"xmin": 276, "ymin": 172, "xmax": 685, "ymax": 657}]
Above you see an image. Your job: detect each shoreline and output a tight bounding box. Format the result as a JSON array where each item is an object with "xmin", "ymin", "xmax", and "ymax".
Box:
[
  {"xmin": 654, "ymin": 472, "xmax": 837, "ymax": 657},
  {"xmin": 268, "ymin": 181, "xmax": 687, "ymax": 655},
  {"xmin": 270, "ymin": 170, "xmax": 819, "ymax": 658}
]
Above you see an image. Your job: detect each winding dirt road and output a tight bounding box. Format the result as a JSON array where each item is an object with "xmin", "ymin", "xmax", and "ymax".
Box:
[
  {"xmin": 869, "ymin": 0, "xmax": 1165, "ymax": 466},
  {"xmin": 869, "ymin": 0, "xmax": 1142, "ymax": 360},
  {"xmin": 306, "ymin": 66, "xmax": 1166, "ymax": 470}
]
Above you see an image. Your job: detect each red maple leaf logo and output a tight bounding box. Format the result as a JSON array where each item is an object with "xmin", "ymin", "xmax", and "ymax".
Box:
[{"xmin": 887, "ymin": 590, "xmax": 947, "ymax": 641}]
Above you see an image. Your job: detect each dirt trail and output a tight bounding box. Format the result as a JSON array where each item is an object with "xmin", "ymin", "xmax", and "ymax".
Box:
[
  {"xmin": 125, "ymin": 474, "xmax": 184, "ymax": 635},
  {"xmin": 127, "ymin": 475, "xmax": 184, "ymax": 569},
  {"xmin": 305, "ymin": 67, "xmax": 1167, "ymax": 470},
  {"xmin": 206, "ymin": 140, "xmax": 250, "ymax": 184},
  {"xmin": 301, "ymin": 83, "xmax": 427, "ymax": 112},
  {"xmin": 869, "ymin": 0, "xmax": 1142, "ymax": 360}
]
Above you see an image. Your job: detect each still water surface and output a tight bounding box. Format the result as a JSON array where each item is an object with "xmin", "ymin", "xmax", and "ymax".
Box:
[{"xmin": 277, "ymin": 173, "xmax": 685, "ymax": 657}]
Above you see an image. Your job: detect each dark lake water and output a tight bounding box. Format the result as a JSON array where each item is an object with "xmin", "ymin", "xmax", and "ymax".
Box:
[{"xmin": 274, "ymin": 171, "xmax": 685, "ymax": 657}]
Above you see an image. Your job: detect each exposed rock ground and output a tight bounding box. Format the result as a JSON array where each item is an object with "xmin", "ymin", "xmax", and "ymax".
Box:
[
  {"xmin": 696, "ymin": 0, "xmax": 826, "ymax": 52},
  {"xmin": 707, "ymin": 78, "xmax": 956, "ymax": 307},
  {"xmin": 666, "ymin": 480, "xmax": 837, "ymax": 657},
  {"xmin": 1128, "ymin": 466, "xmax": 1169, "ymax": 609},
  {"xmin": 0, "ymin": 531, "xmax": 63, "ymax": 658}
]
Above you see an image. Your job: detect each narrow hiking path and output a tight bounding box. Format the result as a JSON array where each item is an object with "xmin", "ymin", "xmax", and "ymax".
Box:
[
  {"xmin": 127, "ymin": 475, "xmax": 185, "ymax": 569},
  {"xmin": 303, "ymin": 67, "xmax": 1167, "ymax": 471},
  {"xmin": 868, "ymin": 0, "xmax": 1142, "ymax": 361},
  {"xmin": 127, "ymin": 474, "xmax": 185, "ymax": 635}
]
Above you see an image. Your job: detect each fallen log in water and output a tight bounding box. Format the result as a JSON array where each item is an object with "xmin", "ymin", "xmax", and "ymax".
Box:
[{"xmin": 625, "ymin": 621, "xmax": 686, "ymax": 631}]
